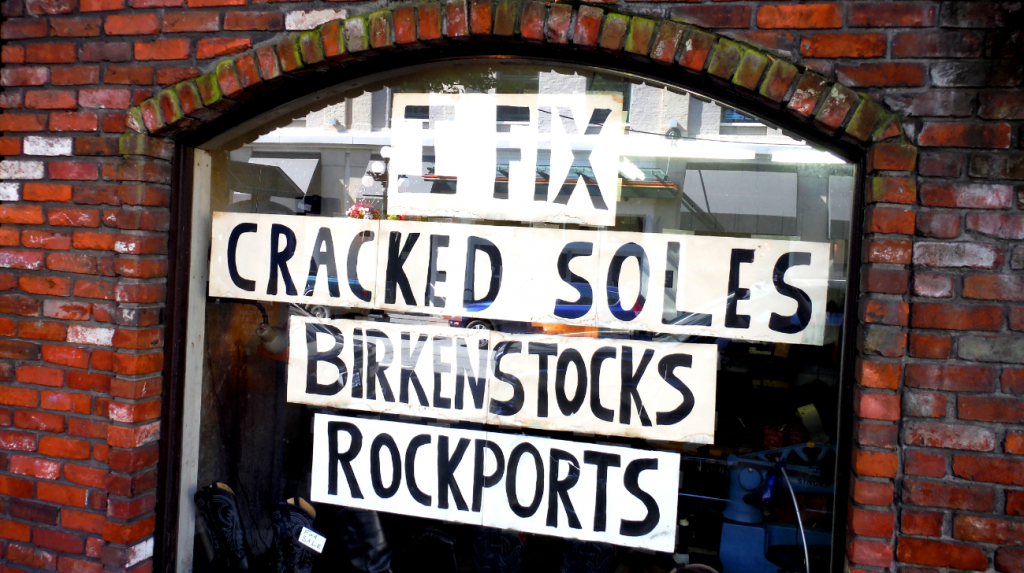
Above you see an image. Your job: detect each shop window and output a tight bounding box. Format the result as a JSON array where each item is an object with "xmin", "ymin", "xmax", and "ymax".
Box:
[{"xmin": 181, "ymin": 61, "xmax": 858, "ymax": 573}]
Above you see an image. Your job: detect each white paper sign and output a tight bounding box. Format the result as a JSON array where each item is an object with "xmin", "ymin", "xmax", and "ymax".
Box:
[
  {"xmin": 310, "ymin": 415, "xmax": 680, "ymax": 551},
  {"xmin": 297, "ymin": 527, "xmax": 326, "ymax": 553},
  {"xmin": 288, "ymin": 318, "xmax": 717, "ymax": 443},
  {"xmin": 387, "ymin": 93, "xmax": 625, "ymax": 226},
  {"xmin": 210, "ymin": 213, "xmax": 831, "ymax": 345}
]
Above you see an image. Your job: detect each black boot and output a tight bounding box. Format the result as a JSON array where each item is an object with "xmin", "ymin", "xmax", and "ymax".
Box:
[
  {"xmin": 331, "ymin": 509, "xmax": 392, "ymax": 573},
  {"xmin": 271, "ymin": 497, "xmax": 317, "ymax": 573},
  {"xmin": 194, "ymin": 483, "xmax": 251, "ymax": 572}
]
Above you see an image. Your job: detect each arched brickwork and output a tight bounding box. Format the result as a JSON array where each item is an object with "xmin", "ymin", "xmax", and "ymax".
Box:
[{"xmin": 130, "ymin": 4, "xmax": 920, "ymax": 573}]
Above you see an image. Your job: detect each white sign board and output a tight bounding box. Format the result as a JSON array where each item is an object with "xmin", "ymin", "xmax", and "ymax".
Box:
[
  {"xmin": 310, "ymin": 415, "xmax": 680, "ymax": 551},
  {"xmin": 387, "ymin": 93, "xmax": 625, "ymax": 227},
  {"xmin": 289, "ymin": 318, "xmax": 717, "ymax": 443},
  {"xmin": 210, "ymin": 213, "xmax": 831, "ymax": 345}
]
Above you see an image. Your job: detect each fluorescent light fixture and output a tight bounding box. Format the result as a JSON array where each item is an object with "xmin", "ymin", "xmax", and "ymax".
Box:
[{"xmin": 771, "ymin": 149, "xmax": 846, "ymax": 164}]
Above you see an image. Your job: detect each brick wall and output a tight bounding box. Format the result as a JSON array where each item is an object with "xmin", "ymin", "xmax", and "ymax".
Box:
[{"xmin": 0, "ymin": 0, "xmax": 1022, "ymax": 572}]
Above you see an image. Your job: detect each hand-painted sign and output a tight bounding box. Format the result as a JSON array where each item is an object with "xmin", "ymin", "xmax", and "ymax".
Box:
[
  {"xmin": 210, "ymin": 213, "xmax": 831, "ymax": 344},
  {"xmin": 387, "ymin": 93, "xmax": 625, "ymax": 226},
  {"xmin": 288, "ymin": 317, "xmax": 717, "ymax": 443},
  {"xmin": 310, "ymin": 415, "xmax": 680, "ymax": 551}
]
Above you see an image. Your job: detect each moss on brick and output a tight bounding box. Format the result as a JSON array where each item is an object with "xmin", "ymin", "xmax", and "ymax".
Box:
[{"xmin": 625, "ymin": 17, "xmax": 655, "ymax": 56}]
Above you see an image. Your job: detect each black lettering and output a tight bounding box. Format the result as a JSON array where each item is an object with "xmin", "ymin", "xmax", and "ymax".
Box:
[
  {"xmin": 425, "ymin": 235, "xmax": 449, "ymax": 307},
  {"xmin": 619, "ymin": 346, "xmax": 653, "ymax": 426},
  {"xmin": 620, "ymin": 459, "xmax": 660, "ymax": 536},
  {"xmin": 725, "ymin": 249, "xmax": 754, "ymax": 329},
  {"xmin": 455, "ymin": 339, "xmax": 488, "ymax": 410},
  {"xmin": 472, "ymin": 439, "xmax": 505, "ymax": 512},
  {"xmin": 589, "ymin": 347, "xmax": 616, "ymax": 422},
  {"xmin": 583, "ymin": 452, "xmax": 620, "ymax": 532},
  {"xmin": 304, "ymin": 227, "xmax": 340, "ymax": 297},
  {"xmin": 607, "ymin": 242, "xmax": 648, "ymax": 322},
  {"xmin": 464, "ymin": 237, "xmax": 502, "ymax": 312},
  {"xmin": 399, "ymin": 333, "xmax": 429, "ymax": 406},
  {"xmin": 352, "ymin": 328, "xmax": 364, "ymax": 399},
  {"xmin": 506, "ymin": 443, "xmax": 543, "ymax": 518},
  {"xmin": 552, "ymin": 148, "xmax": 608, "ymax": 211},
  {"xmin": 769, "ymin": 252, "xmax": 813, "ymax": 334},
  {"xmin": 304, "ymin": 323, "xmax": 346, "ymax": 396},
  {"xmin": 385, "ymin": 231, "xmax": 419, "ymax": 305},
  {"xmin": 662, "ymin": 242, "xmax": 711, "ymax": 326},
  {"xmin": 432, "ymin": 336, "xmax": 453, "ymax": 409},
  {"xmin": 268, "ymin": 223, "xmax": 298, "ymax": 296},
  {"xmin": 327, "ymin": 421, "xmax": 362, "ymax": 498},
  {"xmin": 529, "ymin": 342, "xmax": 557, "ymax": 418},
  {"xmin": 555, "ymin": 348, "xmax": 586, "ymax": 416},
  {"xmin": 347, "ymin": 230, "xmax": 374, "ymax": 302},
  {"xmin": 546, "ymin": 449, "xmax": 582, "ymax": 529},
  {"xmin": 405, "ymin": 435, "xmax": 432, "ymax": 506},
  {"xmin": 366, "ymin": 330, "xmax": 395, "ymax": 402},
  {"xmin": 489, "ymin": 341, "xmax": 524, "ymax": 416},
  {"xmin": 656, "ymin": 354, "xmax": 695, "ymax": 426},
  {"xmin": 437, "ymin": 436, "xmax": 470, "ymax": 511},
  {"xmin": 370, "ymin": 433, "xmax": 401, "ymax": 499},
  {"xmin": 554, "ymin": 242, "xmax": 594, "ymax": 320},
  {"xmin": 227, "ymin": 223, "xmax": 257, "ymax": 292}
]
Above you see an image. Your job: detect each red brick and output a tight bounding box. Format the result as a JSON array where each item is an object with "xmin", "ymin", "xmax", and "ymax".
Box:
[
  {"xmin": 49, "ymin": 208, "xmax": 100, "ymax": 227},
  {"xmin": 8, "ymin": 543, "xmax": 57, "ymax": 569},
  {"xmin": 134, "ymin": 38, "xmax": 189, "ymax": 60},
  {"xmin": 911, "ymin": 303, "xmax": 1003, "ymax": 331},
  {"xmin": 855, "ymin": 449, "xmax": 897, "ymax": 478},
  {"xmin": 905, "ymin": 421, "xmax": 991, "ymax": 452},
  {"xmin": 920, "ymin": 122, "xmax": 1012, "ymax": 149},
  {"xmin": 965, "ymin": 275, "xmax": 1024, "ymax": 302},
  {"xmin": 162, "ymin": 11, "xmax": 218, "ymax": 32},
  {"xmin": 50, "ymin": 16, "xmax": 102, "ymax": 37},
  {"xmin": 861, "ymin": 299, "xmax": 908, "ymax": 326},
  {"xmin": 756, "ymin": 4, "xmax": 841, "ymax": 29},
  {"xmin": 0, "ymin": 475, "xmax": 34, "ymax": 498},
  {"xmin": 41, "ymin": 391, "xmax": 91, "ymax": 415},
  {"xmin": 853, "ymin": 478, "xmax": 893, "ymax": 506},
  {"xmin": 52, "ymin": 66, "xmax": 100, "ymax": 85},
  {"xmin": 848, "ymin": 538, "xmax": 892, "ymax": 568},
  {"xmin": 103, "ymin": 14, "xmax": 158, "ymax": 35},
  {"xmin": 800, "ymin": 33, "xmax": 885, "ymax": 58},
  {"xmin": 16, "ymin": 364, "xmax": 65, "ymax": 386},
  {"xmin": 33, "ymin": 526, "xmax": 84, "ymax": 552},
  {"xmin": 998, "ymin": 548, "xmax": 1024, "ymax": 573},
  {"xmin": 960, "ymin": 396, "xmax": 1024, "ymax": 424},
  {"xmin": 19, "ymin": 276, "xmax": 72, "ymax": 296},
  {"xmin": 861, "ymin": 267, "xmax": 908, "ymax": 295},
  {"xmin": 2, "ymin": 20, "xmax": 49, "ymax": 39},
  {"xmin": 920, "ymin": 152, "xmax": 964, "ymax": 177},
  {"xmin": 849, "ymin": 3, "xmax": 936, "ymax": 27},
  {"xmin": 25, "ymin": 42, "xmax": 76, "ymax": 64},
  {"xmin": 49, "ymin": 162, "xmax": 99, "ymax": 181},
  {"xmin": 837, "ymin": 63, "xmax": 926, "ymax": 88},
  {"xmin": 38, "ymin": 435, "xmax": 89, "ymax": 459},
  {"xmin": 13, "ymin": 410, "xmax": 64, "ymax": 432},
  {"xmin": 0, "ymin": 387, "xmax": 39, "ymax": 408},
  {"xmin": 866, "ymin": 206, "xmax": 914, "ymax": 235},
  {"xmin": 223, "ymin": 11, "xmax": 281, "ymax": 30},
  {"xmin": 10, "ymin": 455, "xmax": 60, "ymax": 479},
  {"xmin": 857, "ymin": 391, "xmax": 900, "ymax": 421},
  {"xmin": 64, "ymin": 464, "xmax": 107, "ymax": 488},
  {"xmin": 905, "ymin": 479, "xmax": 995, "ymax": 511},
  {"xmin": 17, "ymin": 320, "xmax": 67, "ymax": 340},
  {"xmin": 857, "ymin": 422, "xmax": 897, "ymax": 449},
  {"xmin": 671, "ymin": 5, "xmax": 750, "ymax": 29},
  {"xmin": 197, "ymin": 36, "xmax": 251, "ymax": 59},
  {"xmin": 0, "ymin": 429, "xmax": 37, "ymax": 451},
  {"xmin": 1, "ymin": 67, "xmax": 49, "ymax": 87},
  {"xmin": 0, "ymin": 519, "xmax": 32, "ymax": 542},
  {"xmin": 916, "ymin": 212, "xmax": 960, "ymax": 239},
  {"xmin": 25, "ymin": 90, "xmax": 77, "ymax": 109},
  {"xmin": 909, "ymin": 334, "xmax": 951, "ymax": 359},
  {"xmin": 955, "ymin": 515, "xmax": 1024, "ymax": 546},
  {"xmin": 906, "ymin": 364, "xmax": 996, "ymax": 392},
  {"xmin": 850, "ymin": 507, "xmax": 894, "ymax": 538},
  {"xmin": 0, "ymin": 204, "xmax": 44, "ymax": 224},
  {"xmin": 865, "ymin": 239, "xmax": 912, "ymax": 264},
  {"xmin": 67, "ymin": 371, "xmax": 110, "ymax": 392},
  {"xmin": 902, "ymin": 510, "xmax": 943, "ymax": 537},
  {"xmin": 857, "ymin": 360, "xmax": 901, "ymax": 390},
  {"xmin": 897, "ymin": 538, "xmax": 986, "ymax": 571},
  {"xmin": 914, "ymin": 242, "xmax": 1003, "ymax": 269},
  {"xmin": 954, "ymin": 456, "xmax": 1024, "ymax": 486},
  {"xmin": 68, "ymin": 418, "xmax": 107, "ymax": 440},
  {"xmin": 156, "ymin": 66, "xmax": 198, "ymax": 86}
]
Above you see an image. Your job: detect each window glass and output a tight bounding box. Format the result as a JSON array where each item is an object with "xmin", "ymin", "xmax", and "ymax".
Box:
[{"xmin": 191, "ymin": 61, "xmax": 855, "ymax": 573}]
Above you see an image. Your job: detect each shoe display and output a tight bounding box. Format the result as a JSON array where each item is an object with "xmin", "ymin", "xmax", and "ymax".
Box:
[
  {"xmin": 194, "ymin": 483, "xmax": 251, "ymax": 572},
  {"xmin": 330, "ymin": 508, "xmax": 393, "ymax": 573},
  {"xmin": 272, "ymin": 497, "xmax": 317, "ymax": 573}
]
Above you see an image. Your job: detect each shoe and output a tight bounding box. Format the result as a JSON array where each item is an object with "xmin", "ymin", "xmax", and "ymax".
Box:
[
  {"xmin": 272, "ymin": 498, "xmax": 317, "ymax": 573},
  {"xmin": 331, "ymin": 509, "xmax": 392, "ymax": 573},
  {"xmin": 194, "ymin": 483, "xmax": 251, "ymax": 572}
]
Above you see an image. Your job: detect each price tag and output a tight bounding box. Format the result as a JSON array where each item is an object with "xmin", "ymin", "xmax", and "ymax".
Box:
[{"xmin": 298, "ymin": 527, "xmax": 326, "ymax": 553}]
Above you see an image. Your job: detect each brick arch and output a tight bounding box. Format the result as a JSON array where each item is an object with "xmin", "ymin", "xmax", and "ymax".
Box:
[
  {"xmin": 121, "ymin": 0, "xmax": 911, "ymax": 155},
  {"xmin": 136, "ymin": 4, "xmax": 924, "ymax": 573}
]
